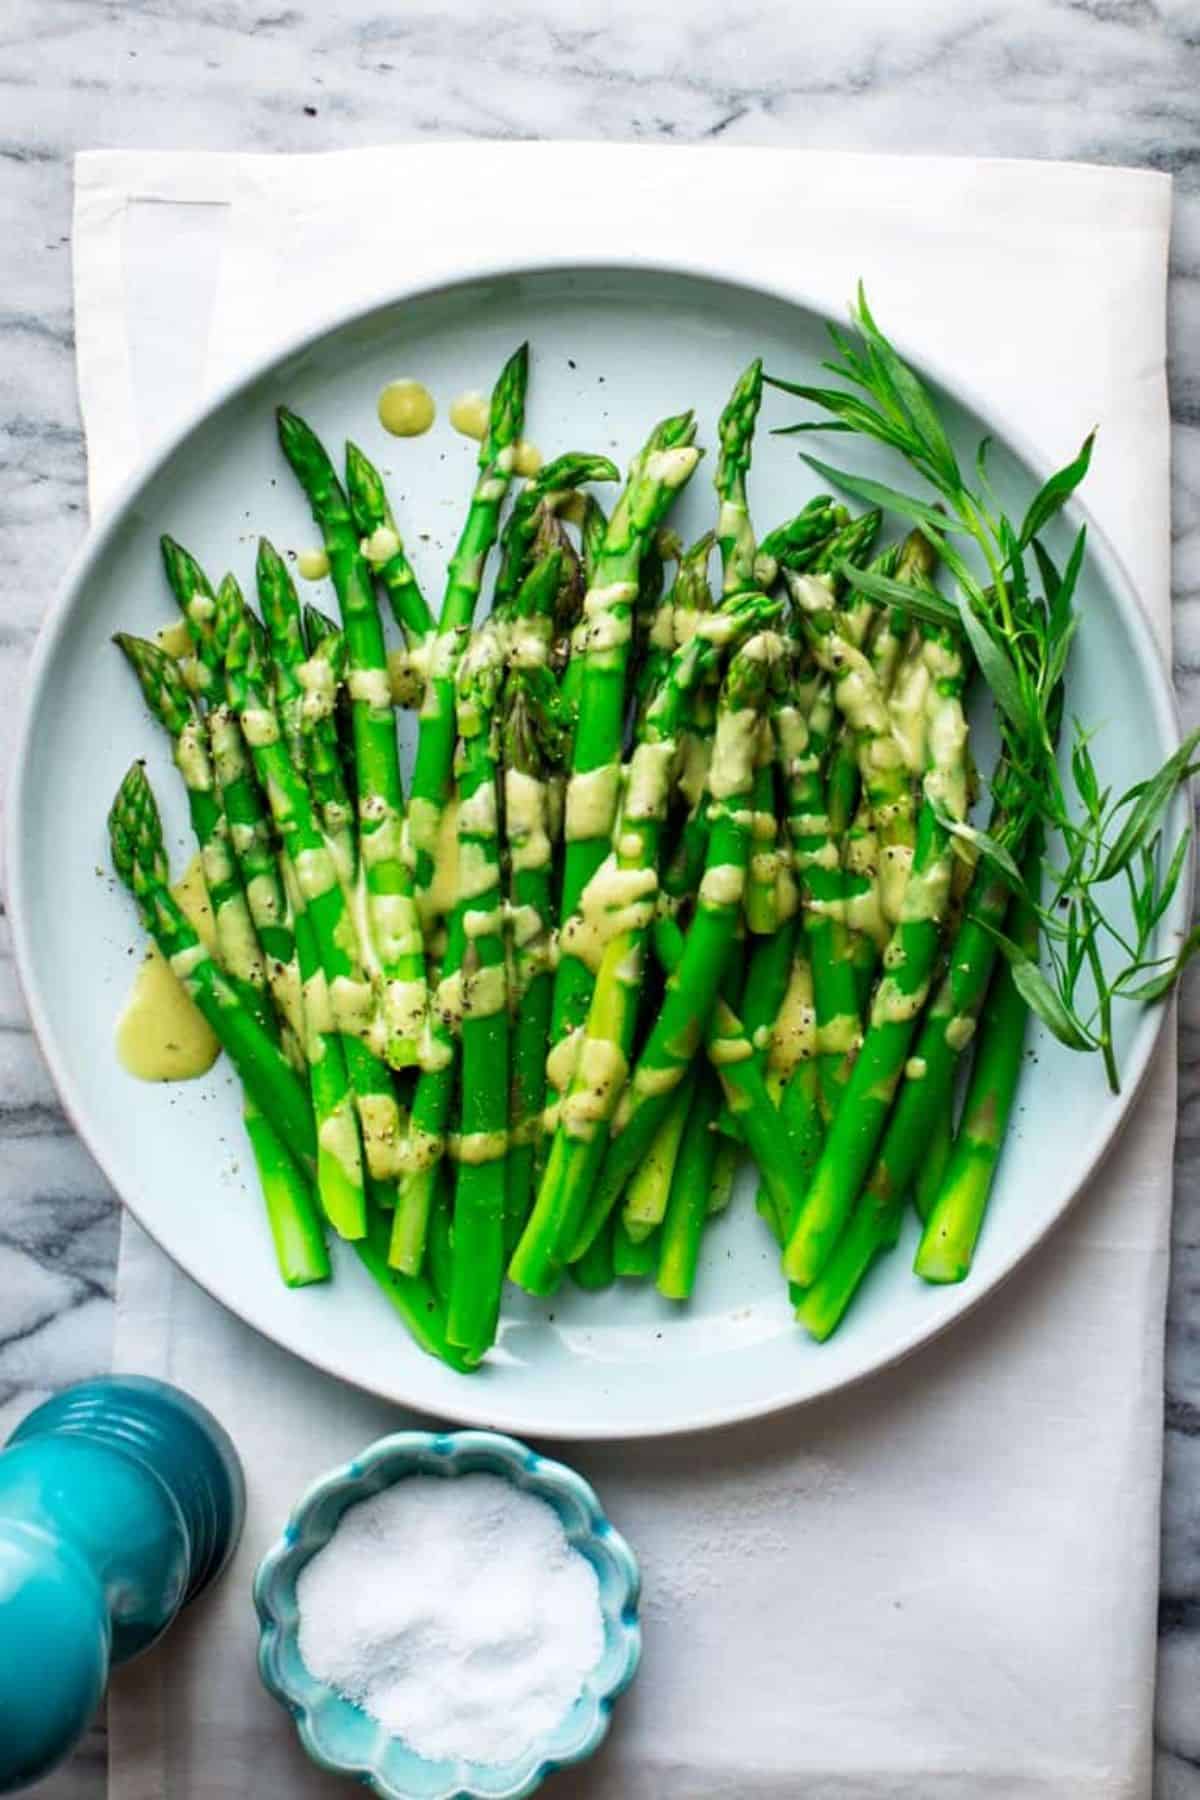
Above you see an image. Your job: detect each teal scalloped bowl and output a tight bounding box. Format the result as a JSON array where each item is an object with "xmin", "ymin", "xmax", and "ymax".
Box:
[{"xmin": 253, "ymin": 1430, "xmax": 641, "ymax": 1798}]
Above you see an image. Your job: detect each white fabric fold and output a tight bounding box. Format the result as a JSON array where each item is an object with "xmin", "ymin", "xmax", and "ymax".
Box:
[{"xmin": 68, "ymin": 143, "xmax": 1174, "ymax": 1798}]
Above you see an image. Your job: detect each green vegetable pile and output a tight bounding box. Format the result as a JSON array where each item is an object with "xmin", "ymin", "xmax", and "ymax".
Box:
[{"xmin": 109, "ymin": 293, "xmax": 1198, "ymax": 1368}]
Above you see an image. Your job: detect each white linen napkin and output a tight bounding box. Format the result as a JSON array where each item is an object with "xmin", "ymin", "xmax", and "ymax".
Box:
[{"xmin": 68, "ymin": 144, "xmax": 1175, "ymax": 1798}]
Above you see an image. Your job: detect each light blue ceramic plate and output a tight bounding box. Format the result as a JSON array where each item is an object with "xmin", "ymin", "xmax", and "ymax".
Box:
[
  {"xmin": 7, "ymin": 260, "xmax": 1190, "ymax": 1436},
  {"xmin": 254, "ymin": 1430, "xmax": 641, "ymax": 1799}
]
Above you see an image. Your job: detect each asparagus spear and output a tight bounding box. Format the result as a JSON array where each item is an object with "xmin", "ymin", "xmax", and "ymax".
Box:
[
  {"xmin": 404, "ymin": 345, "xmax": 529, "ymax": 907},
  {"xmin": 255, "ymin": 538, "xmax": 310, "ymax": 771},
  {"xmin": 753, "ymin": 497, "xmax": 848, "ymax": 591},
  {"xmin": 389, "ymin": 910, "xmax": 465, "ymax": 1273},
  {"xmin": 613, "ymin": 1218, "xmax": 660, "ymax": 1279},
  {"xmin": 276, "ymin": 854, "xmax": 368, "ymax": 1243},
  {"xmin": 159, "ymin": 535, "xmax": 221, "ymax": 701},
  {"xmin": 510, "ymin": 591, "xmax": 775, "ymax": 1295},
  {"xmin": 571, "ymin": 630, "xmax": 786, "ymax": 1258},
  {"xmin": 796, "ymin": 839, "xmax": 1019, "ymax": 1337},
  {"xmin": 657, "ymin": 1071, "xmax": 724, "ymax": 1300},
  {"xmin": 446, "ymin": 619, "xmax": 510, "ymax": 1360},
  {"xmin": 914, "ymin": 1098, "xmax": 954, "ymax": 1222},
  {"xmin": 571, "ymin": 1216, "xmax": 616, "ymax": 1290},
  {"xmin": 216, "ymin": 578, "xmax": 405, "ymax": 1186},
  {"xmin": 502, "ymin": 611, "xmax": 570, "ymax": 1246},
  {"xmin": 492, "ymin": 452, "xmax": 620, "ymax": 618},
  {"xmin": 344, "ymin": 441, "xmax": 435, "ymax": 644},
  {"xmin": 651, "ymin": 920, "xmax": 809, "ymax": 1235},
  {"xmin": 293, "ymin": 619, "xmax": 357, "ymax": 883},
  {"xmin": 354, "ymin": 1207, "xmax": 474, "ymax": 1373},
  {"xmin": 113, "ymin": 634, "xmax": 268, "ymax": 1008},
  {"xmin": 621, "ymin": 1067, "xmax": 697, "ymax": 1243},
  {"xmin": 714, "ymin": 359, "xmax": 763, "ymax": 597},
  {"xmin": 113, "ymin": 633, "xmax": 334, "ymax": 1277},
  {"xmin": 108, "ymin": 763, "xmax": 321, "ymax": 1181},
  {"xmin": 388, "ymin": 550, "xmax": 566, "ymax": 1277},
  {"xmin": 548, "ymin": 409, "xmax": 701, "ymax": 1051},
  {"xmin": 276, "ymin": 405, "xmax": 427, "ymax": 1067},
  {"xmin": 915, "ymin": 850, "xmax": 1041, "ymax": 1282},
  {"xmin": 713, "ymin": 360, "xmax": 782, "ymax": 938},
  {"xmin": 783, "ymin": 622, "xmax": 970, "ymax": 1287}
]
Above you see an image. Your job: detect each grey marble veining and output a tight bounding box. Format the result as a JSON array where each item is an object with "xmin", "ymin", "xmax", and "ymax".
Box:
[{"xmin": 2, "ymin": 0, "xmax": 1200, "ymax": 1792}]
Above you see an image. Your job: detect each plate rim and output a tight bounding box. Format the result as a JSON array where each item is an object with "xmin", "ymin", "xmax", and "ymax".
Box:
[{"xmin": 7, "ymin": 253, "xmax": 1191, "ymax": 1440}]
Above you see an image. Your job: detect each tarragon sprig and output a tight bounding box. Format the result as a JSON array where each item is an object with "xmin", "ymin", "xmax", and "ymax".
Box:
[{"xmin": 768, "ymin": 285, "xmax": 1198, "ymax": 1091}]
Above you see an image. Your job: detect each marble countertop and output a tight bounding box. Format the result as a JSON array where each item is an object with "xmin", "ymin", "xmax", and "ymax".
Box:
[{"xmin": 2, "ymin": 0, "xmax": 1199, "ymax": 1793}]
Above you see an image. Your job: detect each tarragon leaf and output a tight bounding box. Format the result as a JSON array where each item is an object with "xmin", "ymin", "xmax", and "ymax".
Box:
[
  {"xmin": 1019, "ymin": 433, "xmax": 1096, "ymax": 548},
  {"xmin": 797, "ymin": 453, "xmax": 954, "ymax": 535},
  {"xmin": 934, "ymin": 810, "xmax": 1025, "ymax": 887},
  {"xmin": 1098, "ymin": 727, "xmax": 1200, "ymax": 881},
  {"xmin": 836, "ymin": 561, "xmax": 960, "ymax": 629},
  {"xmin": 853, "ymin": 286, "xmax": 962, "ymax": 488},
  {"xmin": 955, "ymin": 599, "xmax": 1032, "ymax": 737}
]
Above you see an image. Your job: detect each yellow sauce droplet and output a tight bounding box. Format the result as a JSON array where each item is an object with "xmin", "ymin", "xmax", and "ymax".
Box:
[
  {"xmin": 512, "ymin": 440, "xmax": 543, "ymax": 478},
  {"xmin": 154, "ymin": 619, "xmax": 193, "ymax": 659},
  {"xmin": 378, "ymin": 379, "xmax": 436, "ymax": 438},
  {"xmin": 297, "ymin": 548, "xmax": 330, "ymax": 581},
  {"xmin": 115, "ymin": 855, "xmax": 221, "ymax": 1082},
  {"xmin": 448, "ymin": 390, "xmax": 489, "ymax": 441},
  {"xmin": 417, "ymin": 800, "xmax": 461, "ymax": 927}
]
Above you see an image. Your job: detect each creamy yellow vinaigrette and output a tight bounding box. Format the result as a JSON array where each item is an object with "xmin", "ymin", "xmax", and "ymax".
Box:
[
  {"xmin": 512, "ymin": 441, "xmax": 543, "ymax": 478},
  {"xmin": 417, "ymin": 800, "xmax": 461, "ymax": 927},
  {"xmin": 115, "ymin": 854, "xmax": 220, "ymax": 1081},
  {"xmin": 377, "ymin": 379, "xmax": 436, "ymax": 438},
  {"xmin": 296, "ymin": 548, "xmax": 330, "ymax": 581},
  {"xmin": 154, "ymin": 619, "xmax": 193, "ymax": 659},
  {"xmin": 448, "ymin": 390, "xmax": 489, "ymax": 440}
]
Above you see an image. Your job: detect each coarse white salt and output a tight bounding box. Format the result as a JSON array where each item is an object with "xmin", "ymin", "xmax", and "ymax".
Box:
[{"xmin": 295, "ymin": 1473, "xmax": 605, "ymax": 1767}]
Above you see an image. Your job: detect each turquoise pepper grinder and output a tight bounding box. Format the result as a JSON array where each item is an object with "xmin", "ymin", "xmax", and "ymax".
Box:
[{"xmin": 0, "ymin": 1375, "xmax": 245, "ymax": 1792}]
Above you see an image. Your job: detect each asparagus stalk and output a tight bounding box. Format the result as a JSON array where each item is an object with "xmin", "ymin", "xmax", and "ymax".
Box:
[
  {"xmin": 714, "ymin": 360, "xmax": 781, "ymax": 937},
  {"xmin": 509, "ymin": 591, "xmax": 773, "ymax": 1295},
  {"xmin": 108, "ymin": 763, "xmax": 322, "ymax": 1181},
  {"xmin": 388, "ymin": 911, "xmax": 465, "ymax": 1272},
  {"xmin": 753, "ymin": 496, "xmax": 848, "ymax": 591},
  {"xmin": 571, "ymin": 1217, "xmax": 616, "ymax": 1290},
  {"xmin": 549, "ymin": 410, "xmax": 701, "ymax": 1051},
  {"xmin": 404, "ymin": 345, "xmax": 529, "ymax": 908},
  {"xmin": 783, "ymin": 622, "xmax": 970, "ymax": 1287},
  {"xmin": 354, "ymin": 1207, "xmax": 474, "ymax": 1373},
  {"xmin": 344, "ymin": 441, "xmax": 435, "ymax": 644},
  {"xmin": 613, "ymin": 1218, "xmax": 660, "ymax": 1279},
  {"xmin": 913, "ymin": 1094, "xmax": 954, "ymax": 1222},
  {"xmin": 795, "ymin": 841, "xmax": 1017, "ymax": 1337},
  {"xmin": 571, "ymin": 630, "xmax": 785, "ymax": 1258},
  {"xmin": 620, "ymin": 1067, "xmax": 697, "ymax": 1243},
  {"xmin": 915, "ymin": 850, "xmax": 1041, "ymax": 1282},
  {"xmin": 294, "ymin": 619, "xmax": 357, "ymax": 884},
  {"xmin": 113, "ymin": 633, "xmax": 269, "ymax": 1011},
  {"xmin": 714, "ymin": 359, "xmax": 762, "ymax": 597},
  {"xmin": 277, "ymin": 855, "xmax": 368, "ymax": 1242},
  {"xmin": 216, "ymin": 579, "xmax": 405, "ymax": 1185},
  {"xmin": 446, "ymin": 620, "xmax": 510, "ymax": 1360},
  {"xmin": 211, "ymin": 591, "xmax": 367, "ymax": 1238},
  {"xmin": 652, "ymin": 908, "xmax": 810, "ymax": 1236},
  {"xmin": 709, "ymin": 1138, "xmax": 739, "ymax": 1215},
  {"xmin": 159, "ymin": 535, "xmax": 221, "ymax": 701},
  {"xmin": 302, "ymin": 604, "xmax": 358, "ymax": 801},
  {"xmin": 114, "ymin": 633, "xmax": 331, "ymax": 1273},
  {"xmin": 276, "ymin": 405, "xmax": 427, "ymax": 1067},
  {"xmin": 255, "ymin": 538, "xmax": 310, "ymax": 771},
  {"xmin": 657, "ymin": 1070, "xmax": 724, "ymax": 1300},
  {"xmin": 493, "ymin": 452, "xmax": 619, "ymax": 619},
  {"xmin": 502, "ymin": 598, "xmax": 571, "ymax": 1245}
]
